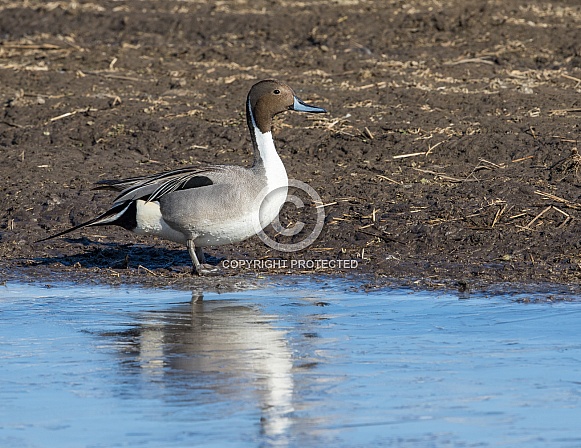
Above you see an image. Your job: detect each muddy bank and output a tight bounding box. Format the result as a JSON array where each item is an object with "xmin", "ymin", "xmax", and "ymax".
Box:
[{"xmin": 1, "ymin": 0, "xmax": 581, "ymax": 289}]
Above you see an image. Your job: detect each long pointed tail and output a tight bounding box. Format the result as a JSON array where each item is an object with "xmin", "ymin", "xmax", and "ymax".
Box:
[{"xmin": 36, "ymin": 201, "xmax": 133, "ymax": 243}]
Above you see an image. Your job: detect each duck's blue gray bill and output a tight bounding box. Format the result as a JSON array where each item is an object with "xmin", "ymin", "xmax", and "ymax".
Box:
[{"xmin": 292, "ymin": 96, "xmax": 327, "ymax": 113}]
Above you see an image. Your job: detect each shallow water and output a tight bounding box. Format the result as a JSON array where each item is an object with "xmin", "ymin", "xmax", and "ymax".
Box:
[{"xmin": 1, "ymin": 280, "xmax": 580, "ymax": 448}]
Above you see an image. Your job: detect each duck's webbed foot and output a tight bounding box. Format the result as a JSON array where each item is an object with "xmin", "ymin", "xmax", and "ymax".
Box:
[{"xmin": 187, "ymin": 240, "xmax": 221, "ymax": 276}]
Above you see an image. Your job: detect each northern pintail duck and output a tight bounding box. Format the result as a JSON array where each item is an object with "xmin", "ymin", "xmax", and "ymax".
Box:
[{"xmin": 39, "ymin": 80, "xmax": 327, "ymax": 274}]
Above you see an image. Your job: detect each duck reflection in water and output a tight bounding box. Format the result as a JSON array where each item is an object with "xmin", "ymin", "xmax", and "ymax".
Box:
[{"xmin": 111, "ymin": 292, "xmax": 294, "ymax": 442}]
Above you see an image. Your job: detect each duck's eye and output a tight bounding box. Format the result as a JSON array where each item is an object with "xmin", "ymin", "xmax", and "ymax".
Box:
[{"xmin": 273, "ymin": 89, "xmax": 281, "ymax": 95}]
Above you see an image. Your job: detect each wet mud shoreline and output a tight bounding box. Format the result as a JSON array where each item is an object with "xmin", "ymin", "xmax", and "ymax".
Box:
[{"xmin": 1, "ymin": 0, "xmax": 581, "ymax": 290}]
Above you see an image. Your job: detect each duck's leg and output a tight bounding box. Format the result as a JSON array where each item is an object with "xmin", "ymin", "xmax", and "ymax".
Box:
[
  {"xmin": 186, "ymin": 239, "xmax": 203, "ymax": 274},
  {"xmin": 186, "ymin": 239, "xmax": 219, "ymax": 276},
  {"xmin": 195, "ymin": 246, "xmax": 206, "ymax": 264}
]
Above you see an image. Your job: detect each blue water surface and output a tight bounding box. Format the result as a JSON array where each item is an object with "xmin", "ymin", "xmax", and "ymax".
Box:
[{"xmin": 0, "ymin": 280, "xmax": 580, "ymax": 447}]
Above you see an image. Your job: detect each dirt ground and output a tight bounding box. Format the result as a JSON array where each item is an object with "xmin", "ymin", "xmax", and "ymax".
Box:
[{"xmin": 1, "ymin": 0, "xmax": 581, "ymax": 291}]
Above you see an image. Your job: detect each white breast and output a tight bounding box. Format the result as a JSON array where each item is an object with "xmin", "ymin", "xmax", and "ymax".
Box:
[
  {"xmin": 254, "ymin": 129, "xmax": 288, "ymax": 190},
  {"xmin": 253, "ymin": 128, "xmax": 288, "ymax": 226}
]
